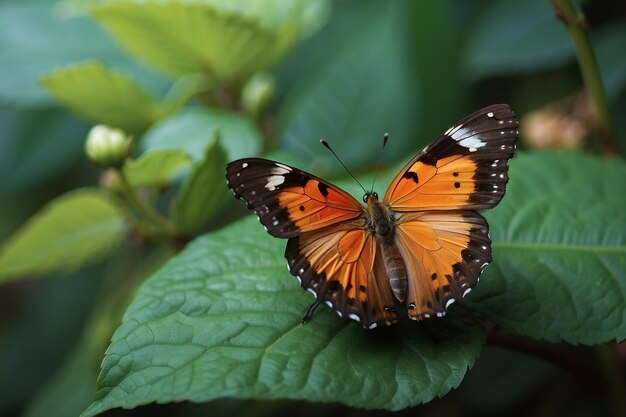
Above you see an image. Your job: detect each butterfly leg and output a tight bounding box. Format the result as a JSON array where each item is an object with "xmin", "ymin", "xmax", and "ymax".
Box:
[{"xmin": 301, "ymin": 300, "xmax": 321, "ymax": 323}]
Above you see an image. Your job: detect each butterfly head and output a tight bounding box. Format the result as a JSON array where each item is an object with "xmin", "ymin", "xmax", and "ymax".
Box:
[{"xmin": 363, "ymin": 191, "xmax": 379, "ymax": 204}]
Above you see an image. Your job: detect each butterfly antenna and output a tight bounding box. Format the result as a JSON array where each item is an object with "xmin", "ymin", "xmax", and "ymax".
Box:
[
  {"xmin": 320, "ymin": 139, "xmax": 367, "ymax": 194},
  {"xmin": 370, "ymin": 132, "xmax": 389, "ymax": 192}
]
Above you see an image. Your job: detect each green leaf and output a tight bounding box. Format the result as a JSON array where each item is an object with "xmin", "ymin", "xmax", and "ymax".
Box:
[
  {"xmin": 0, "ymin": 2, "xmax": 167, "ymax": 106},
  {"xmin": 141, "ymin": 107, "xmax": 262, "ymax": 162},
  {"xmin": 40, "ymin": 61, "xmax": 172, "ymax": 133},
  {"xmin": 82, "ymin": 216, "xmax": 485, "ymax": 416},
  {"xmin": 463, "ymin": 0, "xmax": 573, "ymax": 79},
  {"xmin": 172, "ymin": 138, "xmax": 229, "ymax": 234},
  {"xmin": 91, "ymin": 2, "xmax": 299, "ymax": 82},
  {"xmin": 123, "ymin": 149, "xmax": 191, "ymax": 188},
  {"xmin": 466, "ymin": 151, "xmax": 626, "ymax": 345},
  {"xmin": 0, "ymin": 189, "xmax": 125, "ymax": 283},
  {"xmin": 277, "ymin": 1, "xmax": 419, "ymax": 174}
]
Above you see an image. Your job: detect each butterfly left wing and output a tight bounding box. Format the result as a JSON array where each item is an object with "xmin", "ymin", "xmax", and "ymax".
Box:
[
  {"xmin": 227, "ymin": 158, "xmax": 363, "ymax": 238},
  {"xmin": 394, "ymin": 210, "xmax": 491, "ymax": 320},
  {"xmin": 384, "ymin": 104, "xmax": 518, "ymax": 211},
  {"xmin": 286, "ymin": 223, "xmax": 398, "ymax": 328}
]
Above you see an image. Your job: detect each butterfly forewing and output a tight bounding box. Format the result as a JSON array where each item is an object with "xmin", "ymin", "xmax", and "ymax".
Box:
[
  {"xmin": 384, "ymin": 104, "xmax": 517, "ymax": 211},
  {"xmin": 226, "ymin": 158, "xmax": 363, "ymax": 238}
]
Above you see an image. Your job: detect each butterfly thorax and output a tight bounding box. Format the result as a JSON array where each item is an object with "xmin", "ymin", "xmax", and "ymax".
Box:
[
  {"xmin": 363, "ymin": 193, "xmax": 395, "ymax": 242},
  {"xmin": 364, "ymin": 193, "xmax": 408, "ymax": 302}
]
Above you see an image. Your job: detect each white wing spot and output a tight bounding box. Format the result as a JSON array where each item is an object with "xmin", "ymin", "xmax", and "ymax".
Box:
[
  {"xmin": 265, "ymin": 175, "xmax": 285, "ymax": 191},
  {"xmin": 463, "ymin": 288, "xmax": 472, "ymax": 297},
  {"xmin": 325, "ymin": 301, "xmax": 333, "ymax": 308},
  {"xmin": 348, "ymin": 313, "xmax": 361, "ymax": 322},
  {"xmin": 299, "ymin": 268, "xmax": 304, "ymax": 274},
  {"xmin": 271, "ymin": 167, "xmax": 290, "ymax": 175},
  {"xmin": 275, "ymin": 163, "xmax": 291, "ymax": 171},
  {"xmin": 487, "ymin": 112, "xmax": 494, "ymax": 117},
  {"xmin": 436, "ymin": 312, "xmax": 445, "ymax": 317},
  {"xmin": 446, "ymin": 299, "xmax": 456, "ymax": 308},
  {"xmin": 368, "ymin": 323, "xmax": 378, "ymax": 329},
  {"xmin": 242, "ymin": 162, "xmax": 248, "ymax": 168},
  {"xmin": 273, "ymin": 220, "xmax": 279, "ymax": 226},
  {"xmin": 499, "ymin": 120, "xmax": 504, "ymax": 124},
  {"xmin": 307, "ymin": 288, "xmax": 316, "ymax": 296},
  {"xmin": 458, "ymin": 135, "xmax": 486, "ymax": 150},
  {"xmin": 424, "ymin": 313, "xmax": 431, "ymax": 318}
]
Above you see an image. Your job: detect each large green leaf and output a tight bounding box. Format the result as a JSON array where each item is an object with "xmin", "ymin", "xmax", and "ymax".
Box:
[
  {"xmin": 91, "ymin": 2, "xmax": 297, "ymax": 83},
  {"xmin": 82, "ymin": 216, "xmax": 485, "ymax": 416},
  {"xmin": 141, "ymin": 107, "xmax": 262, "ymax": 162},
  {"xmin": 467, "ymin": 151, "xmax": 626, "ymax": 345},
  {"xmin": 172, "ymin": 138, "xmax": 229, "ymax": 234},
  {"xmin": 0, "ymin": 2, "xmax": 166, "ymax": 106},
  {"xmin": 40, "ymin": 61, "xmax": 173, "ymax": 133},
  {"xmin": 0, "ymin": 189, "xmax": 125, "ymax": 283}
]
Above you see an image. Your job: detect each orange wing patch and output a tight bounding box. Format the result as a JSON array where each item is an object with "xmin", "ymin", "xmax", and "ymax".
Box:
[
  {"xmin": 385, "ymin": 155, "xmax": 480, "ymax": 210},
  {"xmin": 394, "ymin": 211, "xmax": 491, "ymax": 320},
  {"xmin": 278, "ymin": 179, "xmax": 363, "ymax": 233},
  {"xmin": 286, "ymin": 224, "xmax": 398, "ymax": 328}
]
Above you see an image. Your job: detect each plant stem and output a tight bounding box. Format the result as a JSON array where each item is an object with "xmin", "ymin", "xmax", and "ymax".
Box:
[
  {"xmin": 551, "ymin": 0, "xmax": 617, "ymax": 155},
  {"xmin": 114, "ymin": 168, "xmax": 176, "ymax": 238},
  {"xmin": 595, "ymin": 343, "xmax": 626, "ymax": 417}
]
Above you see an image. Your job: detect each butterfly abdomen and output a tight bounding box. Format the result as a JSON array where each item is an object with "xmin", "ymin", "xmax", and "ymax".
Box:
[{"xmin": 380, "ymin": 243, "xmax": 407, "ymax": 302}]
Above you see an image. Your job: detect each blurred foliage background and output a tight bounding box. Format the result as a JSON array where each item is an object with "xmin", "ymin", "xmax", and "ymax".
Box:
[{"xmin": 0, "ymin": 0, "xmax": 625, "ymax": 416}]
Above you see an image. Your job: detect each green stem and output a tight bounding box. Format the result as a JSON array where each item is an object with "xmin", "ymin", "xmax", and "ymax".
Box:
[
  {"xmin": 595, "ymin": 343, "xmax": 626, "ymax": 417},
  {"xmin": 115, "ymin": 168, "xmax": 176, "ymax": 238},
  {"xmin": 551, "ymin": 0, "xmax": 617, "ymax": 155}
]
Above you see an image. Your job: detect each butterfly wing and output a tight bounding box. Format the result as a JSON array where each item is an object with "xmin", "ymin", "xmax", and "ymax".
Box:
[
  {"xmin": 286, "ymin": 223, "xmax": 398, "ymax": 328},
  {"xmin": 384, "ymin": 104, "xmax": 518, "ymax": 211},
  {"xmin": 394, "ymin": 211, "xmax": 491, "ymax": 319},
  {"xmin": 226, "ymin": 158, "xmax": 363, "ymax": 238}
]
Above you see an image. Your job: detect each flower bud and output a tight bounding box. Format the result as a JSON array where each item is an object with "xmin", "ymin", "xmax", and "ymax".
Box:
[
  {"xmin": 241, "ymin": 72, "xmax": 276, "ymax": 117},
  {"xmin": 85, "ymin": 125, "xmax": 131, "ymax": 168}
]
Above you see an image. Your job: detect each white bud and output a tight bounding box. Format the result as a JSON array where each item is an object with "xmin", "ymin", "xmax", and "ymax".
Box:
[{"xmin": 85, "ymin": 125, "xmax": 131, "ymax": 168}]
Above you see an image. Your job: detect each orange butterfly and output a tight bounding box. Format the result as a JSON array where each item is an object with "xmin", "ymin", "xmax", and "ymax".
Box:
[{"xmin": 226, "ymin": 104, "xmax": 518, "ymax": 329}]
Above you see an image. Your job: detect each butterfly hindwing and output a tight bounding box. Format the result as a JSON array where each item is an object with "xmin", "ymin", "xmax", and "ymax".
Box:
[
  {"xmin": 384, "ymin": 103, "xmax": 518, "ymax": 211},
  {"xmin": 226, "ymin": 158, "xmax": 363, "ymax": 238},
  {"xmin": 394, "ymin": 210, "xmax": 491, "ymax": 319},
  {"xmin": 285, "ymin": 223, "xmax": 398, "ymax": 328}
]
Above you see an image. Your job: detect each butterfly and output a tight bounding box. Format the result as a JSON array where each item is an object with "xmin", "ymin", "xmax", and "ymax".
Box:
[{"xmin": 226, "ymin": 104, "xmax": 518, "ymax": 329}]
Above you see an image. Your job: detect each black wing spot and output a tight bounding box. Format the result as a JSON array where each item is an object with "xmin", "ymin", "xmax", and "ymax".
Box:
[
  {"xmin": 431, "ymin": 273, "xmax": 437, "ymax": 280},
  {"xmin": 299, "ymin": 205, "xmax": 305, "ymax": 211},
  {"xmin": 317, "ymin": 182, "xmax": 329, "ymax": 197},
  {"xmin": 408, "ymin": 302, "xmax": 416, "ymax": 309},
  {"xmin": 454, "ymin": 182, "xmax": 461, "ymax": 188},
  {"xmin": 453, "ymin": 172, "xmax": 459, "ymax": 177},
  {"xmin": 359, "ymin": 285, "xmax": 367, "ymax": 292},
  {"xmin": 403, "ymin": 171, "xmax": 419, "ymax": 183}
]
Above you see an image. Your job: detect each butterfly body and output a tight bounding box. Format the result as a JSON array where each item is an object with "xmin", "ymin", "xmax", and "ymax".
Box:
[{"xmin": 226, "ymin": 104, "xmax": 518, "ymax": 329}]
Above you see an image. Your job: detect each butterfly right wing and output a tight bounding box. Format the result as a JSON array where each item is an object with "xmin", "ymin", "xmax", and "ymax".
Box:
[
  {"xmin": 227, "ymin": 158, "xmax": 364, "ymax": 238},
  {"xmin": 286, "ymin": 223, "xmax": 398, "ymax": 328}
]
